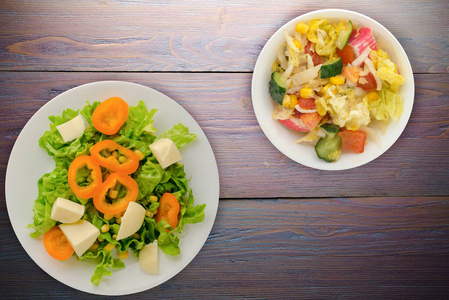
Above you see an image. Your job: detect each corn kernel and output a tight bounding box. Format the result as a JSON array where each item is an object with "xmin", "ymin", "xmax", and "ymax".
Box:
[
  {"xmin": 288, "ymin": 94, "xmax": 298, "ymax": 109},
  {"xmin": 100, "ymin": 224, "xmax": 110, "ymax": 233},
  {"xmin": 300, "ymin": 87, "xmax": 315, "ymax": 99},
  {"xmin": 104, "ymin": 243, "xmax": 116, "ymax": 252},
  {"xmin": 272, "ymin": 62, "xmax": 278, "ymax": 72},
  {"xmin": 282, "ymin": 94, "xmax": 291, "ymax": 108},
  {"xmin": 330, "ymin": 75, "xmax": 346, "ymax": 85},
  {"xmin": 97, "ymin": 237, "xmax": 104, "ymax": 242},
  {"xmin": 118, "ymin": 155, "xmax": 127, "ymax": 163},
  {"xmin": 112, "ymin": 234, "xmax": 118, "ymax": 239},
  {"xmin": 118, "ymin": 251, "xmax": 129, "ymax": 259},
  {"xmin": 146, "ymin": 210, "xmax": 154, "ymax": 218},
  {"xmin": 367, "ymin": 91, "xmax": 379, "ymax": 102},
  {"xmin": 103, "ymin": 214, "xmax": 113, "ymax": 221},
  {"xmin": 293, "ymin": 40, "xmax": 302, "ymax": 50},
  {"xmin": 132, "ymin": 233, "xmax": 140, "ymax": 239},
  {"xmin": 134, "ymin": 149, "xmax": 145, "ymax": 161},
  {"xmin": 295, "ymin": 22, "xmax": 309, "ymax": 34},
  {"xmin": 108, "ymin": 189, "xmax": 118, "ymax": 199},
  {"xmin": 149, "ymin": 195, "xmax": 159, "ymax": 202},
  {"xmin": 88, "ymin": 242, "xmax": 99, "ymax": 252},
  {"xmin": 115, "ymin": 217, "xmax": 122, "ymax": 224}
]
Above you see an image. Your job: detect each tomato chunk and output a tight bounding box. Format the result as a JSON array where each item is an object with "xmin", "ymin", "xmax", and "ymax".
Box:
[
  {"xmin": 338, "ymin": 129, "xmax": 367, "ymax": 153},
  {"xmin": 336, "ymin": 44, "xmax": 355, "ymax": 65},
  {"xmin": 304, "ymin": 41, "xmax": 323, "ymax": 66},
  {"xmin": 357, "ymin": 72, "xmax": 377, "ymax": 91},
  {"xmin": 297, "ymin": 97, "xmax": 316, "ymax": 110}
]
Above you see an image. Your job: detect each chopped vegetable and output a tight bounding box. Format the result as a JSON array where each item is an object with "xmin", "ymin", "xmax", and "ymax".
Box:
[
  {"xmin": 93, "ymin": 171, "xmax": 138, "ymax": 215},
  {"xmin": 155, "ymin": 193, "xmax": 181, "ymax": 231},
  {"xmin": 320, "ymin": 57, "xmax": 343, "ymax": 79},
  {"xmin": 339, "ymin": 129, "xmax": 367, "ymax": 153},
  {"xmin": 336, "ymin": 44, "xmax": 355, "ymax": 65},
  {"xmin": 315, "ymin": 134, "xmax": 342, "ymax": 162},
  {"xmin": 90, "ymin": 139, "xmax": 139, "ymax": 174},
  {"xmin": 43, "ymin": 225, "xmax": 74, "ymax": 261},
  {"xmin": 92, "ymin": 97, "xmax": 129, "ymax": 135},
  {"xmin": 336, "ymin": 21, "xmax": 353, "ymax": 50},
  {"xmin": 269, "ymin": 72, "xmax": 287, "ymax": 105},
  {"xmin": 67, "ymin": 155, "xmax": 102, "ymax": 199},
  {"xmin": 348, "ymin": 27, "xmax": 378, "ymax": 56}
]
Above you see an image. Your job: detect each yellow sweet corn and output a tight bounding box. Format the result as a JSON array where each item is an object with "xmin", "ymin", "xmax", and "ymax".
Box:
[
  {"xmin": 367, "ymin": 91, "xmax": 379, "ymax": 102},
  {"xmin": 293, "ymin": 40, "xmax": 302, "ymax": 50},
  {"xmin": 295, "ymin": 22, "xmax": 309, "ymax": 34},
  {"xmin": 282, "ymin": 94, "xmax": 290, "ymax": 107},
  {"xmin": 288, "ymin": 94, "xmax": 298, "ymax": 109},
  {"xmin": 330, "ymin": 75, "xmax": 346, "ymax": 85},
  {"xmin": 300, "ymin": 87, "xmax": 315, "ymax": 99}
]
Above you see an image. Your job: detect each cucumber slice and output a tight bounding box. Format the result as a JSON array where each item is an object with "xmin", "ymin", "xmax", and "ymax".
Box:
[
  {"xmin": 269, "ymin": 71, "xmax": 287, "ymax": 105},
  {"xmin": 336, "ymin": 20, "xmax": 353, "ymax": 50},
  {"xmin": 320, "ymin": 57, "xmax": 343, "ymax": 79},
  {"xmin": 315, "ymin": 134, "xmax": 342, "ymax": 162},
  {"xmin": 320, "ymin": 123, "xmax": 340, "ymax": 139}
]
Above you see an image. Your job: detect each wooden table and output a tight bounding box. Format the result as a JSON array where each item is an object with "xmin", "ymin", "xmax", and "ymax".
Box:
[{"xmin": 1, "ymin": 1, "xmax": 448, "ymax": 298}]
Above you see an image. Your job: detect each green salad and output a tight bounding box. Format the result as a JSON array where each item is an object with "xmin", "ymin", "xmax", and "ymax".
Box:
[{"xmin": 27, "ymin": 99, "xmax": 206, "ymax": 285}]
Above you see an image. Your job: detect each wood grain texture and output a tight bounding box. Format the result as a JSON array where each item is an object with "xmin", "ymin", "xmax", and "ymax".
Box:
[
  {"xmin": 1, "ymin": 197, "xmax": 448, "ymax": 298},
  {"xmin": 0, "ymin": 0, "xmax": 448, "ymax": 73},
  {"xmin": 1, "ymin": 72, "xmax": 448, "ymax": 199}
]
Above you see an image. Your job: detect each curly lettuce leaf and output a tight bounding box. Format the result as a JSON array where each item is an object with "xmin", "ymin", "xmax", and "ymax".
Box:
[
  {"xmin": 368, "ymin": 84, "xmax": 403, "ymax": 123},
  {"xmin": 155, "ymin": 123, "xmax": 197, "ymax": 149},
  {"xmin": 120, "ymin": 100, "xmax": 157, "ymax": 140},
  {"xmin": 27, "ymin": 167, "xmax": 78, "ymax": 238},
  {"xmin": 79, "ymin": 249, "xmax": 125, "ymax": 286}
]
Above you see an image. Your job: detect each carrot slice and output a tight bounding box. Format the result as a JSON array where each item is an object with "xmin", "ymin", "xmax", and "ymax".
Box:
[
  {"xmin": 92, "ymin": 97, "xmax": 129, "ymax": 135},
  {"xmin": 43, "ymin": 226, "xmax": 74, "ymax": 261},
  {"xmin": 155, "ymin": 193, "xmax": 180, "ymax": 230}
]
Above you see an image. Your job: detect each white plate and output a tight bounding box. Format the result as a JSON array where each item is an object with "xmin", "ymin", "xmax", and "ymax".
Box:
[
  {"xmin": 5, "ymin": 81, "xmax": 219, "ymax": 295},
  {"xmin": 252, "ymin": 9, "xmax": 415, "ymax": 170}
]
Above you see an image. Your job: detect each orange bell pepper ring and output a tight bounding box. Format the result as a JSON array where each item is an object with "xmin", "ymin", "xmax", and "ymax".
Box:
[
  {"xmin": 68, "ymin": 155, "xmax": 102, "ymax": 199},
  {"xmin": 90, "ymin": 140, "xmax": 139, "ymax": 174},
  {"xmin": 92, "ymin": 97, "xmax": 129, "ymax": 135},
  {"xmin": 155, "ymin": 193, "xmax": 180, "ymax": 231},
  {"xmin": 93, "ymin": 172, "xmax": 138, "ymax": 215}
]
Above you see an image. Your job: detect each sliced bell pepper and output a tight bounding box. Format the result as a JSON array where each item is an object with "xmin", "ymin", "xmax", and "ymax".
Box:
[
  {"xmin": 91, "ymin": 97, "xmax": 129, "ymax": 135},
  {"xmin": 155, "ymin": 193, "xmax": 180, "ymax": 231},
  {"xmin": 68, "ymin": 155, "xmax": 102, "ymax": 199},
  {"xmin": 93, "ymin": 172, "xmax": 138, "ymax": 215},
  {"xmin": 90, "ymin": 140, "xmax": 139, "ymax": 174}
]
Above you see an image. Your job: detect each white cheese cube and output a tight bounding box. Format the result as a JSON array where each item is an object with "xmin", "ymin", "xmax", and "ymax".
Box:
[
  {"xmin": 51, "ymin": 197, "xmax": 85, "ymax": 223},
  {"xmin": 59, "ymin": 220, "xmax": 100, "ymax": 257},
  {"xmin": 139, "ymin": 241, "xmax": 159, "ymax": 274},
  {"xmin": 149, "ymin": 138, "xmax": 182, "ymax": 169},
  {"xmin": 116, "ymin": 201, "xmax": 146, "ymax": 241},
  {"xmin": 56, "ymin": 115, "xmax": 87, "ymax": 143}
]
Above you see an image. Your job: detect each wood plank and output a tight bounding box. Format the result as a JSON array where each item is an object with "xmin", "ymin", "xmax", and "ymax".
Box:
[
  {"xmin": 1, "ymin": 72, "xmax": 448, "ymax": 199},
  {"xmin": 1, "ymin": 197, "xmax": 448, "ymax": 298},
  {"xmin": 0, "ymin": 0, "xmax": 448, "ymax": 73}
]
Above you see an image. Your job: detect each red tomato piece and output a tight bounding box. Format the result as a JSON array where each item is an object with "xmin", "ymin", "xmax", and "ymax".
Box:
[
  {"xmin": 336, "ymin": 44, "xmax": 355, "ymax": 65},
  {"xmin": 357, "ymin": 73, "xmax": 377, "ymax": 91},
  {"xmin": 304, "ymin": 41, "xmax": 323, "ymax": 66},
  {"xmin": 338, "ymin": 129, "xmax": 367, "ymax": 153},
  {"xmin": 297, "ymin": 97, "xmax": 316, "ymax": 110}
]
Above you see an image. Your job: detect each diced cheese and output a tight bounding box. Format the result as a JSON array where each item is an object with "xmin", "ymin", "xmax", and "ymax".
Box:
[
  {"xmin": 149, "ymin": 138, "xmax": 182, "ymax": 169},
  {"xmin": 116, "ymin": 201, "xmax": 146, "ymax": 241},
  {"xmin": 59, "ymin": 220, "xmax": 100, "ymax": 257},
  {"xmin": 51, "ymin": 197, "xmax": 85, "ymax": 223},
  {"xmin": 56, "ymin": 115, "xmax": 87, "ymax": 143},
  {"xmin": 139, "ymin": 241, "xmax": 159, "ymax": 274}
]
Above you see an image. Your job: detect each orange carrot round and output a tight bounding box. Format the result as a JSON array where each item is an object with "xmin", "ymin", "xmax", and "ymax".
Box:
[
  {"xmin": 92, "ymin": 97, "xmax": 129, "ymax": 135},
  {"xmin": 43, "ymin": 226, "xmax": 74, "ymax": 261},
  {"xmin": 155, "ymin": 193, "xmax": 180, "ymax": 230}
]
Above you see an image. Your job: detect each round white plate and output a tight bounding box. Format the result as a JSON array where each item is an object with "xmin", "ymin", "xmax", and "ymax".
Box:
[
  {"xmin": 252, "ymin": 9, "xmax": 414, "ymax": 170},
  {"xmin": 5, "ymin": 81, "xmax": 220, "ymax": 295}
]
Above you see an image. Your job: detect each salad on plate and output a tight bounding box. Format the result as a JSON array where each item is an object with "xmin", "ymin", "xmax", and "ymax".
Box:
[
  {"xmin": 27, "ymin": 96, "xmax": 206, "ymax": 285},
  {"xmin": 269, "ymin": 18, "xmax": 405, "ymax": 162}
]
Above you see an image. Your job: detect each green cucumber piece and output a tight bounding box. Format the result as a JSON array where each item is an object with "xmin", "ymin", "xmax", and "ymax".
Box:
[
  {"xmin": 320, "ymin": 123, "xmax": 340, "ymax": 139},
  {"xmin": 336, "ymin": 20, "xmax": 353, "ymax": 50},
  {"xmin": 315, "ymin": 134, "xmax": 342, "ymax": 162},
  {"xmin": 320, "ymin": 57, "xmax": 343, "ymax": 79},
  {"xmin": 269, "ymin": 71, "xmax": 287, "ymax": 105}
]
